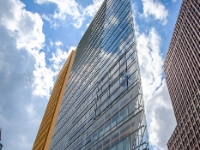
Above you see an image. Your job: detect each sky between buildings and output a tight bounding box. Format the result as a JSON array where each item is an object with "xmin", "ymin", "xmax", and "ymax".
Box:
[{"xmin": 0, "ymin": 0, "xmax": 182, "ymax": 149}]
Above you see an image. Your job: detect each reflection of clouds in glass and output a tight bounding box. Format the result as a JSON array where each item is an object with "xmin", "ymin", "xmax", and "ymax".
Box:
[
  {"xmin": 51, "ymin": 0, "xmax": 149, "ymax": 149},
  {"xmin": 104, "ymin": 14, "xmax": 119, "ymax": 29},
  {"xmin": 65, "ymin": 30, "xmax": 138, "ymax": 121},
  {"xmin": 119, "ymin": 32, "xmax": 135, "ymax": 53},
  {"xmin": 98, "ymin": 51, "xmax": 118, "ymax": 78}
]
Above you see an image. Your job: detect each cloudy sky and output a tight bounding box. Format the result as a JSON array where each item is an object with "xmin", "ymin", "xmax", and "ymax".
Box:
[{"xmin": 0, "ymin": 0, "xmax": 181, "ymax": 149}]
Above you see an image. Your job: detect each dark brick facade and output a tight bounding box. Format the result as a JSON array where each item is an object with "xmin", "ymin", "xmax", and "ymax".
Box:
[{"xmin": 164, "ymin": 0, "xmax": 200, "ymax": 149}]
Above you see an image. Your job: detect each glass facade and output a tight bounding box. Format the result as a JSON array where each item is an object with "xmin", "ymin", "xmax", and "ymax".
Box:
[{"xmin": 50, "ymin": 0, "xmax": 149, "ymax": 149}]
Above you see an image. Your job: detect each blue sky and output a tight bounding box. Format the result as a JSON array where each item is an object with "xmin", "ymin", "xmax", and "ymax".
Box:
[{"xmin": 0, "ymin": 0, "xmax": 181, "ymax": 149}]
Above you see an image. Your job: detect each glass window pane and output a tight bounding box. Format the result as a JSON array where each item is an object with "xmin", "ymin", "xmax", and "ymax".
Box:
[
  {"xmin": 110, "ymin": 71, "xmax": 118, "ymax": 83},
  {"xmin": 111, "ymin": 113, "xmax": 119, "ymax": 128},
  {"xmin": 128, "ymin": 71, "xmax": 138, "ymax": 86},
  {"xmin": 120, "ymin": 124, "xmax": 130, "ymax": 140},
  {"xmin": 111, "ymin": 132, "xmax": 119, "ymax": 146},
  {"xmin": 98, "ymin": 126, "xmax": 104, "ymax": 138},
  {"xmin": 103, "ymin": 138, "xmax": 110, "ymax": 150},
  {"xmin": 93, "ymin": 131, "xmax": 98, "ymax": 142},
  {"xmin": 127, "ymin": 61, "xmax": 137, "ymax": 75},
  {"xmin": 118, "ymin": 141, "xmax": 123, "ymax": 150},
  {"xmin": 104, "ymin": 120, "xmax": 111, "ymax": 133},
  {"xmin": 110, "ymin": 80, "xmax": 119, "ymax": 94},
  {"xmin": 124, "ymin": 138, "xmax": 131, "ymax": 150},
  {"xmin": 96, "ymin": 143, "xmax": 102, "ymax": 150},
  {"xmin": 111, "ymin": 63, "xmax": 119, "ymax": 76},
  {"xmin": 110, "ymin": 145, "xmax": 117, "ymax": 150}
]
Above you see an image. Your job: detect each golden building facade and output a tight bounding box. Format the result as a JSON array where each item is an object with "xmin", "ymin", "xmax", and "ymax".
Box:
[{"xmin": 32, "ymin": 50, "xmax": 76, "ymax": 150}]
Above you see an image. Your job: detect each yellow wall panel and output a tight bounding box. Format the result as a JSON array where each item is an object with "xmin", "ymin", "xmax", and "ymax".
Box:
[{"xmin": 32, "ymin": 50, "xmax": 76, "ymax": 150}]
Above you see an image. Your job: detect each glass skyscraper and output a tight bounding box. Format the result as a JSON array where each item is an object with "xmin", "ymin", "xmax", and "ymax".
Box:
[{"xmin": 33, "ymin": 0, "xmax": 149, "ymax": 149}]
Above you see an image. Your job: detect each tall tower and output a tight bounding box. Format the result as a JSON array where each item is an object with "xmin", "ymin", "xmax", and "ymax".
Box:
[
  {"xmin": 165, "ymin": 0, "xmax": 200, "ymax": 149},
  {"xmin": 33, "ymin": 0, "xmax": 149, "ymax": 149}
]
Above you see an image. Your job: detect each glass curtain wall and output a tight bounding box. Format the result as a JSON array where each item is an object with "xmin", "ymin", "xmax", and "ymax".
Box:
[{"xmin": 50, "ymin": 0, "xmax": 149, "ymax": 150}]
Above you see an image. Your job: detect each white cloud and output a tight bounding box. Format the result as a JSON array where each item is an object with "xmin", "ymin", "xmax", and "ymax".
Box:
[
  {"xmin": 0, "ymin": 23, "xmax": 43, "ymax": 149},
  {"xmin": 49, "ymin": 39, "xmax": 54, "ymax": 47},
  {"xmin": 146, "ymin": 80, "xmax": 176, "ymax": 150},
  {"xmin": 32, "ymin": 43, "xmax": 76, "ymax": 97},
  {"xmin": 36, "ymin": 0, "xmax": 80, "ymax": 20},
  {"xmin": 86, "ymin": 23, "xmax": 90, "ymax": 27},
  {"xmin": 0, "ymin": 1, "xmax": 44, "ymax": 52},
  {"xmin": 50, "ymin": 45, "xmax": 75, "ymax": 71},
  {"xmin": 36, "ymin": 0, "xmax": 104, "ymax": 28},
  {"xmin": 141, "ymin": 0, "xmax": 168, "ymax": 24},
  {"xmin": 55, "ymin": 41, "xmax": 63, "ymax": 47},
  {"xmin": 32, "ymin": 50, "xmax": 55, "ymax": 97},
  {"xmin": 172, "ymin": 0, "xmax": 177, "ymax": 2},
  {"xmin": 134, "ymin": 21, "xmax": 176, "ymax": 149},
  {"xmin": 0, "ymin": 1, "xmax": 75, "ymax": 149},
  {"xmin": 84, "ymin": 0, "xmax": 104, "ymax": 17},
  {"xmin": 35, "ymin": 0, "xmax": 84, "ymax": 28},
  {"xmin": 0, "ymin": 0, "xmax": 62, "ymax": 98},
  {"xmin": 42, "ymin": 14, "xmax": 59, "ymax": 28},
  {"xmin": 137, "ymin": 28, "xmax": 163, "ymax": 103}
]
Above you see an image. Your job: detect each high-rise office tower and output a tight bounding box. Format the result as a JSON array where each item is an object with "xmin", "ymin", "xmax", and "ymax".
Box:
[
  {"xmin": 33, "ymin": 0, "xmax": 149, "ymax": 149},
  {"xmin": 164, "ymin": 1, "xmax": 200, "ymax": 150}
]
